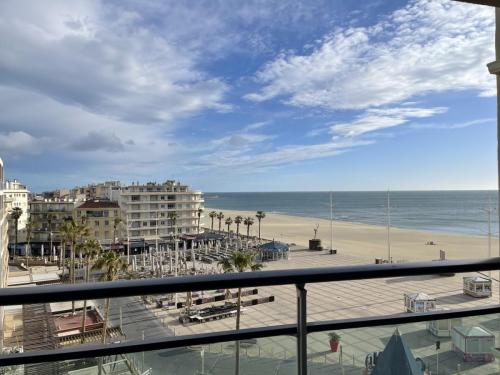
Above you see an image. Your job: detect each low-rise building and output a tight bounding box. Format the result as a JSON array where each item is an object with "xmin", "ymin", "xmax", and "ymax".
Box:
[
  {"xmin": 119, "ymin": 181, "xmax": 204, "ymax": 241},
  {"xmin": 29, "ymin": 199, "xmax": 77, "ymax": 253},
  {"xmin": 74, "ymin": 200, "xmax": 122, "ymax": 245}
]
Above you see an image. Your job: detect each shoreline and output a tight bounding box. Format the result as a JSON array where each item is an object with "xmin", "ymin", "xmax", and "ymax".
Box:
[
  {"xmin": 204, "ymin": 205, "xmax": 493, "ymax": 239},
  {"xmin": 204, "ymin": 207, "xmax": 498, "ymax": 262}
]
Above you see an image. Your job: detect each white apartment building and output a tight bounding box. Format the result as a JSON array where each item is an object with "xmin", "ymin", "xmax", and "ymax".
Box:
[
  {"xmin": 4, "ymin": 179, "xmax": 29, "ymax": 244},
  {"xmin": 119, "ymin": 181, "xmax": 204, "ymax": 241}
]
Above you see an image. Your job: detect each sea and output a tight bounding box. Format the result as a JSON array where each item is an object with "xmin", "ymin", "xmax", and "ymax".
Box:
[{"xmin": 204, "ymin": 191, "xmax": 499, "ymax": 237}]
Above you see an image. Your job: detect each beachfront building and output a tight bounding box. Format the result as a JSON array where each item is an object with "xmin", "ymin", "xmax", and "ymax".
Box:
[
  {"xmin": 404, "ymin": 292, "xmax": 436, "ymax": 313},
  {"xmin": 463, "ymin": 276, "xmax": 492, "ymax": 298},
  {"xmin": 452, "ymin": 326, "xmax": 495, "ymax": 362},
  {"xmin": 74, "ymin": 200, "xmax": 122, "ymax": 245},
  {"xmin": 119, "ymin": 181, "xmax": 204, "ymax": 241},
  {"xmin": 4, "ymin": 179, "xmax": 29, "ymax": 246},
  {"xmin": 70, "ymin": 181, "xmax": 121, "ymax": 201},
  {"xmin": 258, "ymin": 241, "xmax": 289, "ymax": 261},
  {"xmin": 427, "ymin": 314, "xmax": 462, "ymax": 337},
  {"xmin": 29, "ymin": 199, "xmax": 78, "ymax": 254}
]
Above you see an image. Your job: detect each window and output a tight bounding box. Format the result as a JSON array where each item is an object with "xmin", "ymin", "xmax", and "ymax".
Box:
[
  {"xmin": 104, "ymin": 220, "xmax": 109, "ymax": 226},
  {"xmin": 95, "ymin": 221, "xmax": 99, "ymax": 226},
  {"xmin": 131, "ymin": 195, "xmax": 140, "ymax": 201}
]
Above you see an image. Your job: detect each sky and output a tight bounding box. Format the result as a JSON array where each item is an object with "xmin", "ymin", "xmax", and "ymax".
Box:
[{"xmin": 0, "ymin": 0, "xmax": 497, "ymax": 192}]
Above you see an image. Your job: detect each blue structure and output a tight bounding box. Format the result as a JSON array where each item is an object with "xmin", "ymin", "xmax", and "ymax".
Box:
[
  {"xmin": 370, "ymin": 328, "xmax": 424, "ymax": 375},
  {"xmin": 257, "ymin": 240, "xmax": 289, "ymax": 261}
]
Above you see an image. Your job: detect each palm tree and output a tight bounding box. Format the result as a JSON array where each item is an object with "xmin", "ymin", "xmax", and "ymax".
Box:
[
  {"xmin": 78, "ymin": 239, "xmax": 101, "ymax": 343},
  {"xmin": 10, "ymin": 207, "xmax": 23, "ymax": 257},
  {"xmin": 208, "ymin": 211, "xmax": 217, "ymax": 231},
  {"xmin": 255, "ymin": 211, "xmax": 266, "ymax": 241},
  {"xmin": 25, "ymin": 216, "xmax": 39, "ymax": 268},
  {"xmin": 93, "ymin": 251, "xmax": 128, "ymax": 344},
  {"xmin": 243, "ymin": 217, "xmax": 254, "ymax": 238},
  {"xmin": 59, "ymin": 219, "xmax": 88, "ymax": 313},
  {"xmin": 216, "ymin": 212, "xmax": 224, "ymax": 232},
  {"xmin": 225, "ymin": 217, "xmax": 233, "ymax": 233},
  {"xmin": 113, "ymin": 217, "xmax": 122, "ymax": 245},
  {"xmin": 168, "ymin": 211, "xmax": 179, "ymax": 274},
  {"xmin": 168, "ymin": 211, "xmax": 178, "ymax": 235},
  {"xmin": 58, "ymin": 220, "xmax": 73, "ymax": 270},
  {"xmin": 234, "ymin": 216, "xmax": 243, "ymax": 237},
  {"xmin": 218, "ymin": 251, "xmax": 263, "ymax": 375},
  {"xmin": 197, "ymin": 208, "xmax": 203, "ymax": 234}
]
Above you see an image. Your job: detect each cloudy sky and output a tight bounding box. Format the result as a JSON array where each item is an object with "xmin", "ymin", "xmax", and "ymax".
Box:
[{"xmin": 0, "ymin": 0, "xmax": 497, "ymax": 192}]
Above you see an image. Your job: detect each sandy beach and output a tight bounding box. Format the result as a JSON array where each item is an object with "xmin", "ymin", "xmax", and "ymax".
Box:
[{"xmin": 205, "ymin": 208, "xmax": 498, "ymax": 262}]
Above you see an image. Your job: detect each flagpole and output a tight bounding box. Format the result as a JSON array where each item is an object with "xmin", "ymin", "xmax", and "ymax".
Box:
[
  {"xmin": 330, "ymin": 191, "xmax": 333, "ymax": 251},
  {"xmin": 387, "ymin": 190, "xmax": 391, "ymax": 263}
]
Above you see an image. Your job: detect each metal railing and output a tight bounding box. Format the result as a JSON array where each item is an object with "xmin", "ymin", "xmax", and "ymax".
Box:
[{"xmin": 0, "ymin": 257, "xmax": 500, "ymax": 373}]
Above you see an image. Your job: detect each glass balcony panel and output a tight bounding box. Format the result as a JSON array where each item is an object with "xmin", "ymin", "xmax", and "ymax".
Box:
[{"xmin": 307, "ymin": 312, "xmax": 500, "ymax": 374}]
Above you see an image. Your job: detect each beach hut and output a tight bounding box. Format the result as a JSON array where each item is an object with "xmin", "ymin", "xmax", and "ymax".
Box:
[
  {"xmin": 452, "ymin": 326, "xmax": 494, "ymax": 362},
  {"xmin": 404, "ymin": 292, "xmax": 436, "ymax": 313},
  {"xmin": 463, "ymin": 276, "xmax": 492, "ymax": 298},
  {"xmin": 427, "ymin": 313, "xmax": 462, "ymax": 337},
  {"xmin": 369, "ymin": 328, "xmax": 424, "ymax": 375},
  {"xmin": 257, "ymin": 241, "xmax": 289, "ymax": 261}
]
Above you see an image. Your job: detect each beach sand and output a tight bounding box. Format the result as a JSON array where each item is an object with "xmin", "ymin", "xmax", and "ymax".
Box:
[
  {"xmin": 145, "ymin": 209, "xmax": 500, "ymax": 374},
  {"xmin": 205, "ymin": 208, "xmax": 498, "ymax": 262}
]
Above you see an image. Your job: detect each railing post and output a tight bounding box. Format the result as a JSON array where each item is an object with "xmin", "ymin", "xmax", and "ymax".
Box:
[{"xmin": 296, "ymin": 283, "xmax": 307, "ymax": 375}]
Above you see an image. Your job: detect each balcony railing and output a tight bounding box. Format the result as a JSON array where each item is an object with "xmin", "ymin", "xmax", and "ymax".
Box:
[{"xmin": 1, "ymin": 258, "xmax": 500, "ymax": 374}]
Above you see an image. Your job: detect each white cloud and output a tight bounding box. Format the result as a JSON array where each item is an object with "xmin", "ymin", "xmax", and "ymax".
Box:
[
  {"xmin": 409, "ymin": 117, "xmax": 496, "ymax": 130},
  {"xmin": 246, "ymin": 0, "xmax": 495, "ymax": 110},
  {"xmin": 197, "ymin": 137, "xmax": 373, "ymax": 169},
  {"xmin": 0, "ymin": 0, "xmax": 229, "ymax": 125},
  {"xmin": 0, "ymin": 131, "xmax": 45, "ymax": 156},
  {"xmin": 331, "ymin": 107, "xmax": 448, "ymax": 137}
]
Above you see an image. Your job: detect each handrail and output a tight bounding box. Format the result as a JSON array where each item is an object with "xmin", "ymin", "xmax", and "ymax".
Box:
[
  {"xmin": 0, "ymin": 304, "xmax": 499, "ymax": 367},
  {"xmin": 0, "ymin": 258, "xmax": 498, "ymax": 306}
]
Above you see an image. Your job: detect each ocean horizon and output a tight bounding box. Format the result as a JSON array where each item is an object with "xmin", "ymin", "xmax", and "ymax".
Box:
[{"xmin": 204, "ymin": 190, "xmax": 499, "ymax": 237}]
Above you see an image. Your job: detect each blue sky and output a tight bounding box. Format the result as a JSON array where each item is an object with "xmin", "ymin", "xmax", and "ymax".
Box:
[{"xmin": 0, "ymin": 0, "xmax": 497, "ymax": 192}]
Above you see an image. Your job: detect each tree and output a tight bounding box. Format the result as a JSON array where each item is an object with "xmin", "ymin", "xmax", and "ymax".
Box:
[
  {"xmin": 25, "ymin": 216, "xmax": 39, "ymax": 268},
  {"xmin": 208, "ymin": 211, "xmax": 217, "ymax": 231},
  {"xmin": 255, "ymin": 211, "xmax": 266, "ymax": 241},
  {"xmin": 197, "ymin": 208, "xmax": 203, "ymax": 234},
  {"xmin": 234, "ymin": 216, "xmax": 243, "ymax": 237},
  {"xmin": 58, "ymin": 220, "xmax": 73, "ymax": 270},
  {"xmin": 10, "ymin": 207, "xmax": 23, "ymax": 257},
  {"xmin": 216, "ymin": 212, "xmax": 224, "ymax": 232},
  {"xmin": 218, "ymin": 251, "xmax": 263, "ymax": 375},
  {"xmin": 78, "ymin": 239, "xmax": 101, "ymax": 343},
  {"xmin": 168, "ymin": 211, "xmax": 178, "ymax": 235},
  {"xmin": 93, "ymin": 251, "xmax": 128, "ymax": 344},
  {"xmin": 168, "ymin": 211, "xmax": 179, "ymax": 274},
  {"xmin": 113, "ymin": 217, "xmax": 122, "ymax": 245},
  {"xmin": 243, "ymin": 217, "xmax": 254, "ymax": 238},
  {"xmin": 58, "ymin": 219, "xmax": 88, "ymax": 313},
  {"xmin": 225, "ymin": 217, "xmax": 233, "ymax": 233}
]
